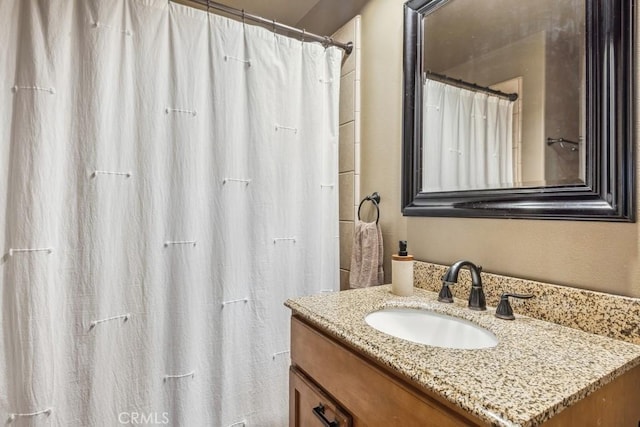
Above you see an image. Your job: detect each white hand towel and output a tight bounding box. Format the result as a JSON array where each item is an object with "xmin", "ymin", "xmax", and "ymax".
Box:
[{"xmin": 349, "ymin": 220, "xmax": 384, "ymax": 288}]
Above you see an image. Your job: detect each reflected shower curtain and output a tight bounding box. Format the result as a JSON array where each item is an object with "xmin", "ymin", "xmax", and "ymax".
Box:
[
  {"xmin": 422, "ymin": 78, "xmax": 514, "ymax": 192},
  {"xmin": 0, "ymin": 0, "xmax": 340, "ymax": 425}
]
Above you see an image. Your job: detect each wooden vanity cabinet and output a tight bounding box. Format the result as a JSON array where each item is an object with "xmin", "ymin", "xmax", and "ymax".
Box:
[
  {"xmin": 290, "ymin": 315, "xmax": 487, "ymax": 426},
  {"xmin": 290, "ymin": 315, "xmax": 640, "ymax": 427}
]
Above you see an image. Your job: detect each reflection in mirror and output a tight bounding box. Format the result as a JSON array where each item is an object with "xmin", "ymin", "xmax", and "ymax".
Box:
[
  {"xmin": 402, "ymin": 0, "xmax": 634, "ymax": 221},
  {"xmin": 421, "ymin": 0, "xmax": 585, "ymax": 192}
]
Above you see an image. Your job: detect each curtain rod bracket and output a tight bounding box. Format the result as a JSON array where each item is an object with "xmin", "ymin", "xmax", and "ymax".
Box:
[{"xmin": 344, "ymin": 42, "xmax": 354, "ymax": 55}]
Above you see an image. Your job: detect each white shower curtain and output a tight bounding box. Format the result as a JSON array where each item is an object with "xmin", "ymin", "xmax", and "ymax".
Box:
[
  {"xmin": 422, "ymin": 78, "xmax": 514, "ymax": 192},
  {"xmin": 0, "ymin": 0, "xmax": 340, "ymax": 425}
]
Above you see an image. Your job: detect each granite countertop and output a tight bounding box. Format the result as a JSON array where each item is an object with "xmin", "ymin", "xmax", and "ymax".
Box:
[{"xmin": 285, "ymin": 286, "xmax": 640, "ymax": 427}]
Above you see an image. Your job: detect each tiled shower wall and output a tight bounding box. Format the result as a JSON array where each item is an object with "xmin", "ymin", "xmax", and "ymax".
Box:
[{"xmin": 333, "ymin": 16, "xmax": 361, "ymax": 290}]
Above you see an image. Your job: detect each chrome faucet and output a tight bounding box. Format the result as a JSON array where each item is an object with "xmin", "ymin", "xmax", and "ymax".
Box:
[{"xmin": 438, "ymin": 260, "xmax": 486, "ymax": 311}]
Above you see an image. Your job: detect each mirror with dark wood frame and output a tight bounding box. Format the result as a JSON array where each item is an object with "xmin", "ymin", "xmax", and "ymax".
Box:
[{"xmin": 402, "ymin": 0, "xmax": 634, "ymax": 221}]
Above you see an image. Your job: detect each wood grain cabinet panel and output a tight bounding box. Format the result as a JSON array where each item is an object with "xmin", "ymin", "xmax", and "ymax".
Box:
[
  {"xmin": 290, "ymin": 367, "xmax": 352, "ymax": 427},
  {"xmin": 540, "ymin": 363, "xmax": 640, "ymax": 427},
  {"xmin": 290, "ymin": 316, "xmax": 486, "ymax": 426}
]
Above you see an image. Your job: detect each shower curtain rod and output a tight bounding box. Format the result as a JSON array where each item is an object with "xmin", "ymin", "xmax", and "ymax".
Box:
[
  {"xmin": 424, "ymin": 71, "xmax": 518, "ymax": 101},
  {"xmin": 172, "ymin": 0, "xmax": 354, "ymax": 54}
]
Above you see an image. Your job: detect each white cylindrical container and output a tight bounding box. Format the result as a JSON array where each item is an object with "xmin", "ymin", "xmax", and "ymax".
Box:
[{"xmin": 391, "ymin": 241, "xmax": 414, "ymax": 296}]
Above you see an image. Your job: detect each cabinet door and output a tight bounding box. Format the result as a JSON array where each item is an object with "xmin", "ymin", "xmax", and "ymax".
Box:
[
  {"xmin": 291, "ymin": 316, "xmax": 487, "ymax": 426},
  {"xmin": 290, "ymin": 367, "xmax": 352, "ymax": 427}
]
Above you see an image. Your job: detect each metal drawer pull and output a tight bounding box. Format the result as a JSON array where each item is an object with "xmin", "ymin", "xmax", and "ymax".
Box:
[{"xmin": 312, "ymin": 404, "xmax": 339, "ymax": 427}]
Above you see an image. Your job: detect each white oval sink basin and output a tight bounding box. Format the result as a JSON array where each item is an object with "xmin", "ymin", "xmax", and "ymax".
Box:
[{"xmin": 365, "ymin": 307, "xmax": 498, "ymax": 350}]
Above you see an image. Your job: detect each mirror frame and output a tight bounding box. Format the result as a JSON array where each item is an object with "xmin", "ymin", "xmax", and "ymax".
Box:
[{"xmin": 402, "ymin": 0, "xmax": 635, "ymax": 221}]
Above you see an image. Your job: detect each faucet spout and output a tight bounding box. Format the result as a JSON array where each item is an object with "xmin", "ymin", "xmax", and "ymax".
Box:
[{"xmin": 440, "ymin": 260, "xmax": 486, "ymax": 311}]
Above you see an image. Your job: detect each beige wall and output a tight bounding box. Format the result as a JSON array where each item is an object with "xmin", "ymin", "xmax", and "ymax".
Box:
[
  {"xmin": 358, "ymin": 0, "xmax": 407, "ymax": 285},
  {"xmin": 358, "ymin": 0, "xmax": 640, "ymax": 298},
  {"xmin": 544, "ymin": 26, "xmax": 583, "ymax": 183}
]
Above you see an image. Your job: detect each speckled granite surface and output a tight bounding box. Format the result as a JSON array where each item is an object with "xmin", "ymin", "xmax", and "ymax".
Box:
[
  {"xmin": 285, "ymin": 286, "xmax": 640, "ymax": 427},
  {"xmin": 414, "ymin": 261, "xmax": 640, "ymax": 345}
]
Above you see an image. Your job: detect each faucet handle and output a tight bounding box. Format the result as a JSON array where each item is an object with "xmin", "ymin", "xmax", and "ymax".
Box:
[
  {"xmin": 495, "ymin": 293, "xmax": 534, "ymax": 320},
  {"xmin": 437, "ymin": 280, "xmax": 455, "ymax": 303}
]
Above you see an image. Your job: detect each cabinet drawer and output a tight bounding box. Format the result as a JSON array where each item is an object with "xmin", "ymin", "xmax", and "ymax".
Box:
[
  {"xmin": 290, "ymin": 367, "xmax": 352, "ymax": 427},
  {"xmin": 291, "ymin": 316, "xmax": 486, "ymax": 426}
]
